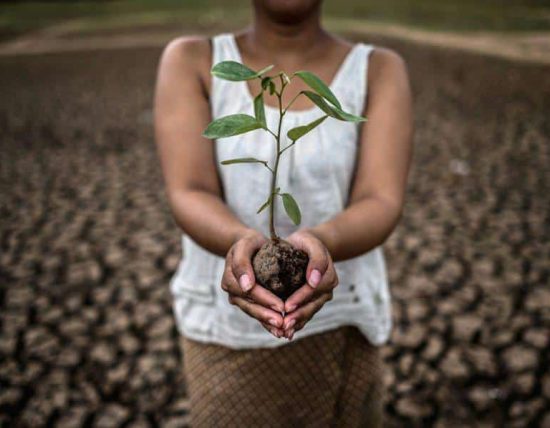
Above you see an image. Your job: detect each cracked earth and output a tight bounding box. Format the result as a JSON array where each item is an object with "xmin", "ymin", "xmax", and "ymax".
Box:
[{"xmin": 1, "ymin": 35, "xmax": 549, "ymax": 426}]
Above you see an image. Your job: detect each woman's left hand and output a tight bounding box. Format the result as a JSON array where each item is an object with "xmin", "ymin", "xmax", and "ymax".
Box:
[{"xmin": 282, "ymin": 229, "xmax": 339, "ymax": 339}]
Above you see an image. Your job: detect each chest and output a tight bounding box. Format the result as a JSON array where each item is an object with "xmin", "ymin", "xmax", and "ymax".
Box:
[{"xmin": 215, "ymin": 103, "xmax": 360, "ymax": 219}]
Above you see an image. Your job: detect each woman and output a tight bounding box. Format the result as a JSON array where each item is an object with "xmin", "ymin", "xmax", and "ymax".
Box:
[{"xmin": 154, "ymin": 0, "xmax": 412, "ymax": 425}]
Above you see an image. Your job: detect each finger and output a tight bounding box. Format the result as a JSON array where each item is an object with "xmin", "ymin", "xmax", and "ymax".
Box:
[
  {"xmin": 221, "ymin": 251, "xmax": 244, "ymax": 296},
  {"xmin": 283, "ymin": 292, "xmax": 333, "ymax": 335},
  {"xmin": 223, "ymin": 274, "xmax": 284, "ymax": 313},
  {"xmin": 321, "ymin": 262, "xmax": 339, "ymax": 290},
  {"xmin": 284, "ymin": 265, "xmax": 337, "ymax": 313},
  {"xmin": 287, "ymin": 235, "xmax": 329, "ymax": 288},
  {"xmin": 223, "ymin": 252, "xmax": 284, "ymax": 313},
  {"xmin": 229, "ymin": 296, "xmax": 284, "ymax": 328},
  {"xmin": 284, "ymin": 284, "xmax": 316, "ymax": 313},
  {"xmin": 261, "ymin": 322, "xmax": 284, "ymax": 338},
  {"xmin": 231, "ymin": 239, "xmax": 264, "ymax": 293},
  {"xmin": 248, "ymin": 286, "xmax": 285, "ymax": 313}
]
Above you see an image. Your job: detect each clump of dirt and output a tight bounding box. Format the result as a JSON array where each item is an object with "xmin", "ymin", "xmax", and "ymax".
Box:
[{"xmin": 252, "ymin": 239, "xmax": 309, "ymax": 300}]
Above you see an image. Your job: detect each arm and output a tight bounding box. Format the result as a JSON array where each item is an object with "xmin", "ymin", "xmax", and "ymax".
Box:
[
  {"xmin": 282, "ymin": 48, "xmax": 413, "ymax": 336},
  {"xmin": 154, "ymin": 37, "xmax": 285, "ymax": 332},
  {"xmin": 308, "ymin": 48, "xmax": 414, "ymax": 261},
  {"xmin": 154, "ymin": 37, "xmax": 250, "ymax": 257}
]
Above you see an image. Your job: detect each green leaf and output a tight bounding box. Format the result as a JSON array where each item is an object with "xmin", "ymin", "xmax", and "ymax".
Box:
[
  {"xmin": 211, "ymin": 61, "xmax": 273, "ymax": 81},
  {"xmin": 254, "ymin": 92, "xmax": 266, "ymax": 128},
  {"xmin": 211, "ymin": 61, "xmax": 256, "ymax": 81},
  {"xmin": 220, "ymin": 157, "xmax": 266, "ymax": 165},
  {"xmin": 287, "ymin": 115, "xmax": 328, "ymax": 141},
  {"xmin": 261, "ymin": 77, "xmax": 277, "ymax": 95},
  {"xmin": 256, "ymin": 194, "xmax": 272, "ymax": 214},
  {"xmin": 203, "ymin": 114, "xmax": 264, "ymax": 139},
  {"xmin": 257, "ymin": 64, "xmax": 275, "ymax": 76},
  {"xmin": 334, "ymin": 109, "xmax": 367, "ymax": 122},
  {"xmin": 257, "ymin": 187, "xmax": 279, "ymax": 214},
  {"xmin": 303, "ymin": 91, "xmax": 334, "ymax": 116},
  {"xmin": 303, "ymin": 91, "xmax": 366, "ymax": 123},
  {"xmin": 281, "ymin": 193, "xmax": 301, "ymax": 225},
  {"xmin": 294, "ymin": 70, "xmax": 342, "ymax": 108}
]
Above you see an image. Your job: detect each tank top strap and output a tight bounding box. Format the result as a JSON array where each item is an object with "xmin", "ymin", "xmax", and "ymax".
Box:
[
  {"xmin": 331, "ymin": 43, "xmax": 375, "ymax": 117},
  {"xmin": 210, "ymin": 33, "xmax": 249, "ymax": 119},
  {"xmin": 210, "ymin": 33, "xmax": 375, "ymax": 118},
  {"xmin": 211, "ymin": 32, "xmax": 240, "ymax": 63}
]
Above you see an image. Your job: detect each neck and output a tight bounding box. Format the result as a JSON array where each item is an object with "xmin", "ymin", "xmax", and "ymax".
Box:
[{"xmin": 246, "ymin": 6, "xmax": 328, "ymax": 56}]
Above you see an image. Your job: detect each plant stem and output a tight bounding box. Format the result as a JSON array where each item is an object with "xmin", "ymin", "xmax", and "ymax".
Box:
[
  {"xmin": 279, "ymin": 140, "xmax": 296, "ymax": 156},
  {"xmin": 268, "ymin": 76, "xmax": 287, "ymax": 241},
  {"xmin": 283, "ymin": 91, "xmax": 303, "ymax": 115}
]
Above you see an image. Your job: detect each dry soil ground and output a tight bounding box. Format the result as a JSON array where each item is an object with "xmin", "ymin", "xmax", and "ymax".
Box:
[{"xmin": 0, "ymin": 35, "xmax": 549, "ymax": 427}]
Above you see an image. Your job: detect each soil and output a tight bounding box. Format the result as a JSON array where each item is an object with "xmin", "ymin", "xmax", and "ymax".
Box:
[
  {"xmin": 252, "ymin": 239, "xmax": 308, "ymax": 300},
  {"xmin": 0, "ymin": 36, "xmax": 549, "ymax": 426}
]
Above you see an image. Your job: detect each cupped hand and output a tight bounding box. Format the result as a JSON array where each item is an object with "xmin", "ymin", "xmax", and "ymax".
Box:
[
  {"xmin": 282, "ymin": 229, "xmax": 339, "ymax": 339},
  {"xmin": 221, "ymin": 229, "xmax": 286, "ymax": 338}
]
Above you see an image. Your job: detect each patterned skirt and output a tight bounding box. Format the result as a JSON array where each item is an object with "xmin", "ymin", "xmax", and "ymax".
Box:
[{"xmin": 181, "ymin": 326, "xmax": 385, "ymax": 427}]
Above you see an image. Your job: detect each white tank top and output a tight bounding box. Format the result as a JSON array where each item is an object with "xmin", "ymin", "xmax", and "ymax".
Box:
[{"xmin": 170, "ymin": 33, "xmax": 392, "ymax": 349}]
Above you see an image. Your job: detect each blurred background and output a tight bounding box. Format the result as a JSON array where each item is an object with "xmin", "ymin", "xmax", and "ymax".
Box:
[{"xmin": 1, "ymin": 0, "xmax": 549, "ymax": 426}]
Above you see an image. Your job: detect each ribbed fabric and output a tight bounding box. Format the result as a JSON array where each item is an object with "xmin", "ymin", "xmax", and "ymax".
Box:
[{"xmin": 170, "ymin": 33, "xmax": 392, "ymax": 349}]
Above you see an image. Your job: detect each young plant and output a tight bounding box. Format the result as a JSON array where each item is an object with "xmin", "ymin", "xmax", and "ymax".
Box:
[{"xmin": 203, "ymin": 60, "xmax": 366, "ymax": 299}]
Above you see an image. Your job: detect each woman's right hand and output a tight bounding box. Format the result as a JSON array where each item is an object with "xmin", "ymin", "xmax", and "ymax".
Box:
[{"xmin": 221, "ymin": 230, "xmax": 285, "ymax": 338}]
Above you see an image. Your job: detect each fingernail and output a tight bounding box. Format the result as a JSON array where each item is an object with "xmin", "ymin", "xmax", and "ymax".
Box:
[
  {"xmin": 285, "ymin": 319, "xmax": 296, "ymax": 330},
  {"xmin": 286, "ymin": 304, "xmax": 296, "ymax": 313},
  {"xmin": 308, "ymin": 269, "xmax": 321, "ymax": 288},
  {"xmin": 269, "ymin": 318, "xmax": 279, "ymax": 327},
  {"xmin": 269, "ymin": 327, "xmax": 279, "ymax": 338},
  {"xmin": 272, "ymin": 304, "xmax": 283, "ymax": 313},
  {"xmin": 287, "ymin": 329, "xmax": 295, "ymax": 340},
  {"xmin": 239, "ymin": 274, "xmax": 252, "ymax": 292}
]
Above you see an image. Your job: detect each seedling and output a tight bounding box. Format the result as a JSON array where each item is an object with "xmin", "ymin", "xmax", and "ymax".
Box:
[{"xmin": 203, "ymin": 60, "xmax": 366, "ymax": 299}]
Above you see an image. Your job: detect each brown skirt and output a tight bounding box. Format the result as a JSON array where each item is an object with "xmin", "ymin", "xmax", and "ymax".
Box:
[{"xmin": 181, "ymin": 326, "xmax": 385, "ymax": 427}]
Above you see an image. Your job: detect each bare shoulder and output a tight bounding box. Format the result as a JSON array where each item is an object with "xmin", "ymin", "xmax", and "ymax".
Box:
[
  {"xmin": 160, "ymin": 35, "xmax": 211, "ymax": 64},
  {"xmin": 368, "ymin": 47, "xmax": 410, "ymax": 93},
  {"xmin": 157, "ymin": 36, "xmax": 212, "ymax": 89}
]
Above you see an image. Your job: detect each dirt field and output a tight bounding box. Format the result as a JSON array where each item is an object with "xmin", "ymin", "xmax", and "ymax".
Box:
[{"xmin": 1, "ymin": 35, "xmax": 549, "ymax": 426}]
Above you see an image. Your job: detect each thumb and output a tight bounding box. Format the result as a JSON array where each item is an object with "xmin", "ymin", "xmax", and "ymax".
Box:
[
  {"xmin": 232, "ymin": 239, "xmax": 262, "ymax": 293},
  {"xmin": 305, "ymin": 247, "xmax": 328, "ymax": 289},
  {"xmin": 288, "ymin": 234, "xmax": 329, "ymax": 289}
]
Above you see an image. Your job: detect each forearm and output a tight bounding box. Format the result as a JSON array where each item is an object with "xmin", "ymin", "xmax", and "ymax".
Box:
[
  {"xmin": 168, "ymin": 189, "xmax": 254, "ymax": 257},
  {"xmin": 308, "ymin": 196, "xmax": 402, "ymax": 262}
]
